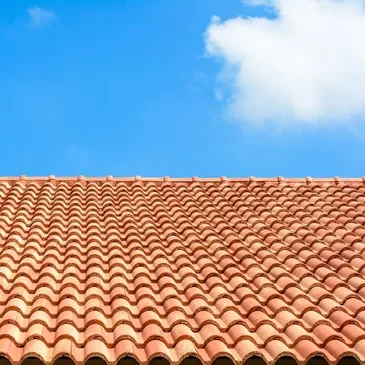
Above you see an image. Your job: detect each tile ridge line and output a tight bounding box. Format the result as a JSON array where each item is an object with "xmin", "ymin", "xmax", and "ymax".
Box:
[{"xmin": 0, "ymin": 176, "xmax": 364, "ymax": 183}]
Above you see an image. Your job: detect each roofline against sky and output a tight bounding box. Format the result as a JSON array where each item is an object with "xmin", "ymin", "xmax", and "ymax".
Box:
[{"xmin": 0, "ymin": 175, "xmax": 364, "ymax": 184}]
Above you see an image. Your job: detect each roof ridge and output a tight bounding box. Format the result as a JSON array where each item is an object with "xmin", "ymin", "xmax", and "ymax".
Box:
[{"xmin": 0, "ymin": 175, "xmax": 364, "ymax": 183}]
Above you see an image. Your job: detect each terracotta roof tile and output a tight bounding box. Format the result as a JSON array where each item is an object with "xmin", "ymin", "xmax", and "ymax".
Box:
[{"xmin": 0, "ymin": 176, "xmax": 365, "ymax": 365}]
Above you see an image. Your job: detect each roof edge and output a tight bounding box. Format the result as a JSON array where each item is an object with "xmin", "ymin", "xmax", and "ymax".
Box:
[{"xmin": 0, "ymin": 175, "xmax": 364, "ymax": 184}]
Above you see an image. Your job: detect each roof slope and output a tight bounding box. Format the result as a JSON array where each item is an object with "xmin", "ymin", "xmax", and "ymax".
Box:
[{"xmin": 0, "ymin": 176, "xmax": 365, "ymax": 365}]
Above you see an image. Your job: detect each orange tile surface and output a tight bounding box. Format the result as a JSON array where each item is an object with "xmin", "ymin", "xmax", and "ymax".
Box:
[{"xmin": 1, "ymin": 176, "xmax": 365, "ymax": 365}]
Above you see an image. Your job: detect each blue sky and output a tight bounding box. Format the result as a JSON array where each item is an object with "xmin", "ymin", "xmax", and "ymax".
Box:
[{"xmin": 1, "ymin": 0, "xmax": 365, "ymax": 178}]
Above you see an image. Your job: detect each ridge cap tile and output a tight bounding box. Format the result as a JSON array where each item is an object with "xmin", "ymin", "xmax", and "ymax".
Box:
[{"xmin": 0, "ymin": 176, "xmax": 364, "ymax": 183}]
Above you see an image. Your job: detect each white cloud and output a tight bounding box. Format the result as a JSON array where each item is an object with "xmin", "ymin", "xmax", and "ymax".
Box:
[
  {"xmin": 204, "ymin": 0, "xmax": 365, "ymax": 126},
  {"xmin": 27, "ymin": 6, "xmax": 57, "ymax": 27}
]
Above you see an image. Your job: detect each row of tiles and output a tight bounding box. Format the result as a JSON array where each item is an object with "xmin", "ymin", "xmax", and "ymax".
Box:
[
  {"xmin": 0, "ymin": 307, "xmax": 362, "ymax": 332},
  {"xmin": 0, "ymin": 278, "xmax": 363, "ymax": 303},
  {"xmin": 0, "ymin": 297, "xmax": 364, "ymax": 326},
  {"xmin": 0, "ymin": 269, "xmax": 363, "ymax": 298},
  {"xmin": 1, "ymin": 239, "xmax": 363, "ymax": 262},
  {"xmin": 0, "ymin": 338, "xmax": 364, "ymax": 365},
  {"xmin": 0, "ymin": 320, "xmax": 365, "ymax": 347},
  {"xmin": 1, "ymin": 178, "xmax": 363, "ymax": 192},
  {"xmin": 0, "ymin": 255, "xmax": 360, "ymax": 279}
]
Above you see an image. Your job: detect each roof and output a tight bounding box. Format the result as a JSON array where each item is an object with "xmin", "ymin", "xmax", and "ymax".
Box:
[{"xmin": 1, "ymin": 175, "xmax": 365, "ymax": 365}]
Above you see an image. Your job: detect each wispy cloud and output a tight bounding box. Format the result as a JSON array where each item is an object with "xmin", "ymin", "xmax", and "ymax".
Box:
[
  {"xmin": 204, "ymin": 0, "xmax": 365, "ymax": 127},
  {"xmin": 27, "ymin": 6, "xmax": 57, "ymax": 27}
]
